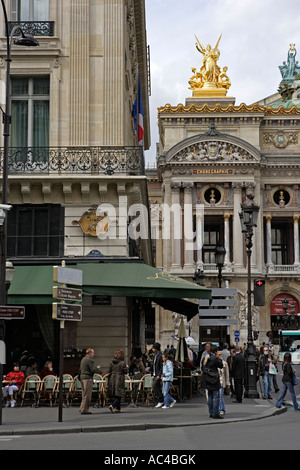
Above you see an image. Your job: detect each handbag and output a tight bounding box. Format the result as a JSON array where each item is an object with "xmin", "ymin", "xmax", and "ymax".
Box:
[
  {"xmin": 292, "ymin": 372, "xmax": 298, "ymax": 386},
  {"xmin": 268, "ymin": 363, "xmax": 277, "ymax": 375}
]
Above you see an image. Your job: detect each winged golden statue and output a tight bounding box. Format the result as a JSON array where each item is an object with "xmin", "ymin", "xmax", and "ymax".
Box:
[{"xmin": 189, "ymin": 34, "xmax": 231, "ymax": 97}]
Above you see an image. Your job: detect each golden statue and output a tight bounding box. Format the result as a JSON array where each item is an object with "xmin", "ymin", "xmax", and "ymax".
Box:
[{"xmin": 189, "ymin": 34, "xmax": 231, "ymax": 97}]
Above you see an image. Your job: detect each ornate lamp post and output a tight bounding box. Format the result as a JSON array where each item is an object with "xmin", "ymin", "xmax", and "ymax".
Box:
[{"xmin": 239, "ymin": 194, "xmax": 260, "ymax": 398}]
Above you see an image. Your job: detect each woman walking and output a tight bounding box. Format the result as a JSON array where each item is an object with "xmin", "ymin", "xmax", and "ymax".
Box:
[
  {"xmin": 108, "ymin": 349, "xmax": 128, "ymax": 413},
  {"xmin": 276, "ymin": 352, "xmax": 300, "ymax": 411},
  {"xmin": 161, "ymin": 352, "xmax": 176, "ymax": 409}
]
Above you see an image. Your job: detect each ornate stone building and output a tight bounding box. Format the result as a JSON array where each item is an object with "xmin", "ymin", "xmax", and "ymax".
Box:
[
  {"xmin": 1, "ymin": 0, "xmax": 152, "ymax": 371},
  {"xmin": 147, "ymin": 38, "xmax": 300, "ymax": 349}
]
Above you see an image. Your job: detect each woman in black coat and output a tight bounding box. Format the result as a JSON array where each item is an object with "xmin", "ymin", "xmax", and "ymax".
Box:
[
  {"xmin": 275, "ymin": 353, "xmax": 300, "ymax": 411},
  {"xmin": 202, "ymin": 347, "xmax": 223, "ymax": 419},
  {"xmin": 108, "ymin": 349, "xmax": 128, "ymax": 413}
]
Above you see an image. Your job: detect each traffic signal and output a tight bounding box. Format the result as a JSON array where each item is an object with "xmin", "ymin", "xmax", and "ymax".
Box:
[{"xmin": 253, "ymin": 279, "xmax": 265, "ymax": 306}]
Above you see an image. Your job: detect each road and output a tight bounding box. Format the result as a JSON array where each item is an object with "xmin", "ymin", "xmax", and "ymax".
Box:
[{"xmin": 0, "ymin": 408, "xmax": 299, "ymax": 451}]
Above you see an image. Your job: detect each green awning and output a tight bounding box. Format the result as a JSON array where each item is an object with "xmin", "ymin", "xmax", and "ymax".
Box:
[
  {"xmin": 8, "ymin": 263, "xmax": 210, "ymax": 318},
  {"xmin": 81, "ymin": 263, "xmax": 210, "ymax": 299}
]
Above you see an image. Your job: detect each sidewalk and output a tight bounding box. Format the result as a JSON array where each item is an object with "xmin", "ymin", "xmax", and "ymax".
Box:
[{"xmin": 0, "ymin": 394, "xmax": 286, "ymax": 436}]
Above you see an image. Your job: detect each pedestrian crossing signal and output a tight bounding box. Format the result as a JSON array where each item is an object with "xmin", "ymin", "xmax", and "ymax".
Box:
[{"xmin": 254, "ymin": 279, "xmax": 265, "ymax": 306}]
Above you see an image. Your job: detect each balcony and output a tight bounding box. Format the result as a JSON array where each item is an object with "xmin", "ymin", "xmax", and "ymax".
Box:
[
  {"xmin": 7, "ymin": 21, "xmax": 55, "ymax": 37},
  {"xmin": 1, "ymin": 146, "xmax": 145, "ymax": 176}
]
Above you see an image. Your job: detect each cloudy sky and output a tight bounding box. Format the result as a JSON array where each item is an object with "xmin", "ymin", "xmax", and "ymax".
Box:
[{"xmin": 144, "ymin": 0, "xmax": 300, "ymax": 163}]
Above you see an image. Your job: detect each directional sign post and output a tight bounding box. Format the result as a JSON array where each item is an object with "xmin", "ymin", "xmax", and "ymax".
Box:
[
  {"xmin": 198, "ymin": 287, "xmax": 238, "ymax": 339},
  {"xmin": 0, "ymin": 306, "xmax": 25, "ymax": 319},
  {"xmin": 52, "ymin": 262, "xmax": 83, "ymax": 423}
]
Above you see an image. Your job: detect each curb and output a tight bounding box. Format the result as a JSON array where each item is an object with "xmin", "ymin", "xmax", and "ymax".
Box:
[{"xmin": 0, "ymin": 406, "xmax": 287, "ymax": 436}]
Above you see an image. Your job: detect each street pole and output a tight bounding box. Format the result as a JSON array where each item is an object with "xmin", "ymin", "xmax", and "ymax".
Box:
[{"xmin": 240, "ymin": 195, "xmax": 260, "ymax": 399}]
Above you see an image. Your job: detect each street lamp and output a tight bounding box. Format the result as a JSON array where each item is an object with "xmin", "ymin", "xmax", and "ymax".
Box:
[
  {"xmin": 282, "ymin": 297, "xmax": 289, "ymax": 315},
  {"xmin": 239, "ymin": 193, "xmax": 260, "ymax": 399},
  {"xmin": 215, "ymin": 242, "xmax": 226, "ymax": 288}
]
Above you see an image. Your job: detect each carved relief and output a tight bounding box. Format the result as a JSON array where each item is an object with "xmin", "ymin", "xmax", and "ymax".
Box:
[
  {"xmin": 263, "ymin": 131, "xmax": 298, "ymax": 148},
  {"xmin": 171, "ymin": 140, "xmax": 258, "ymax": 163}
]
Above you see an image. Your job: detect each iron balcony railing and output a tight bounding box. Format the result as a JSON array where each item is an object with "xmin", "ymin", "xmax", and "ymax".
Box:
[
  {"xmin": 1, "ymin": 146, "xmax": 145, "ymax": 176},
  {"xmin": 7, "ymin": 21, "xmax": 55, "ymax": 37}
]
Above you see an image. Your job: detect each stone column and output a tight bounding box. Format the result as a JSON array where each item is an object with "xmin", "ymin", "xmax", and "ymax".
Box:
[
  {"xmin": 70, "ymin": 0, "xmax": 90, "ymax": 145},
  {"xmin": 196, "ymin": 212, "xmax": 203, "ymax": 268},
  {"xmin": 266, "ymin": 216, "xmax": 273, "ymax": 266},
  {"xmin": 183, "ymin": 182, "xmax": 194, "ymax": 272},
  {"xmin": 232, "ymin": 182, "xmax": 244, "ymax": 271},
  {"xmin": 294, "ymin": 216, "xmax": 299, "ymax": 264},
  {"xmin": 170, "ymin": 182, "xmax": 182, "ymax": 272},
  {"xmin": 224, "ymin": 214, "xmax": 231, "ymax": 264}
]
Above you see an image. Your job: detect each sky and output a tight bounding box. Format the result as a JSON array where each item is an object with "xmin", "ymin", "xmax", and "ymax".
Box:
[{"xmin": 144, "ymin": 0, "xmax": 300, "ymax": 163}]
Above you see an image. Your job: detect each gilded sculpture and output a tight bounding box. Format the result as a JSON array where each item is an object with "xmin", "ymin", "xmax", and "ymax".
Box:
[{"xmin": 189, "ymin": 34, "xmax": 231, "ymax": 97}]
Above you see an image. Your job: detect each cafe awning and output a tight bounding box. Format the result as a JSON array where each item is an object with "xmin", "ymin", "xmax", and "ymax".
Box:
[{"xmin": 8, "ymin": 262, "xmax": 210, "ymax": 319}]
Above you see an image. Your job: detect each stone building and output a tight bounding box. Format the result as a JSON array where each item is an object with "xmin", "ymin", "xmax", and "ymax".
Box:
[
  {"xmin": 147, "ymin": 38, "xmax": 300, "ymax": 350},
  {"xmin": 1, "ymin": 0, "xmax": 153, "ymax": 372}
]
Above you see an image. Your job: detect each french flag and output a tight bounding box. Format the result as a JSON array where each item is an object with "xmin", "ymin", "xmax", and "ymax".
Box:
[{"xmin": 132, "ymin": 74, "xmax": 144, "ymax": 145}]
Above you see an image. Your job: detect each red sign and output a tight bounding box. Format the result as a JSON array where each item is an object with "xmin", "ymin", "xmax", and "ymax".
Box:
[{"xmin": 270, "ymin": 294, "xmax": 299, "ymax": 315}]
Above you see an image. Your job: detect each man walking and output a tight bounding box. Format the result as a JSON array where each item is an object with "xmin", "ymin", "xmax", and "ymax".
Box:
[
  {"xmin": 231, "ymin": 346, "xmax": 245, "ymax": 403},
  {"xmin": 151, "ymin": 342, "xmax": 164, "ymax": 408},
  {"xmin": 79, "ymin": 348, "xmax": 101, "ymax": 414}
]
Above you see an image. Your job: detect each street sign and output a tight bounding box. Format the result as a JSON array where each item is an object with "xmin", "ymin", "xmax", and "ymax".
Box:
[
  {"xmin": 0, "ymin": 306, "xmax": 25, "ymax": 319},
  {"xmin": 211, "ymin": 288, "xmax": 238, "ymax": 296},
  {"xmin": 197, "ymin": 308, "xmax": 238, "ymax": 316},
  {"xmin": 52, "ymin": 303, "xmax": 82, "ymax": 321},
  {"xmin": 198, "ymin": 319, "xmax": 237, "ymax": 326},
  {"xmin": 53, "ymin": 286, "xmax": 82, "ymax": 302},
  {"xmin": 53, "ymin": 266, "xmax": 83, "ymax": 286}
]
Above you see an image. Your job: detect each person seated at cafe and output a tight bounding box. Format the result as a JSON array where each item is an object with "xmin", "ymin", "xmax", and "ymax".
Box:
[
  {"xmin": 25, "ymin": 359, "xmax": 39, "ymax": 377},
  {"xmin": 40, "ymin": 360, "xmax": 56, "ymax": 379},
  {"xmin": 2, "ymin": 362, "xmax": 25, "ymax": 407}
]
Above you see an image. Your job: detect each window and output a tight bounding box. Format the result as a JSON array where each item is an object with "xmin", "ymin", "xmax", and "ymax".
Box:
[
  {"xmin": 11, "ymin": 0, "xmax": 49, "ymax": 21},
  {"xmin": 11, "ymin": 77, "xmax": 50, "ymax": 148},
  {"xmin": 7, "ymin": 205, "xmax": 64, "ymax": 257},
  {"xmin": 271, "ymin": 225, "xmax": 288, "ymax": 265},
  {"xmin": 203, "ymin": 223, "xmax": 223, "ymax": 264}
]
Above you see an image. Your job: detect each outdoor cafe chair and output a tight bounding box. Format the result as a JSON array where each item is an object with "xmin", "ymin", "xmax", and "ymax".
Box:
[
  {"xmin": 54, "ymin": 374, "xmax": 74, "ymax": 407},
  {"xmin": 20, "ymin": 374, "xmax": 40, "ymax": 407},
  {"xmin": 135, "ymin": 374, "xmax": 154, "ymax": 406},
  {"xmin": 124, "ymin": 374, "xmax": 133, "ymax": 403},
  {"xmin": 101, "ymin": 373, "xmax": 109, "ymax": 407},
  {"xmin": 37, "ymin": 375, "xmax": 57, "ymax": 407},
  {"xmin": 92, "ymin": 373, "xmax": 103, "ymax": 407},
  {"xmin": 71, "ymin": 375, "xmax": 82, "ymax": 406}
]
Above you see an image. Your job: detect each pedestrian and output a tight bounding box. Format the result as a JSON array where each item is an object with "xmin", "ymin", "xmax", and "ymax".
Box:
[
  {"xmin": 108, "ymin": 349, "xmax": 128, "ymax": 413},
  {"xmin": 276, "ymin": 352, "xmax": 300, "ymax": 411},
  {"xmin": 161, "ymin": 352, "xmax": 176, "ymax": 409},
  {"xmin": 78, "ymin": 348, "xmax": 101, "ymax": 415},
  {"xmin": 2, "ymin": 362, "xmax": 25, "ymax": 407},
  {"xmin": 258, "ymin": 346, "xmax": 273, "ymax": 399},
  {"xmin": 150, "ymin": 342, "xmax": 164, "ymax": 408},
  {"xmin": 216, "ymin": 350, "xmax": 230, "ymax": 416},
  {"xmin": 202, "ymin": 346, "xmax": 223, "ymax": 419},
  {"xmin": 231, "ymin": 346, "xmax": 245, "ymax": 403},
  {"xmin": 227, "ymin": 348, "xmax": 236, "ymax": 398}
]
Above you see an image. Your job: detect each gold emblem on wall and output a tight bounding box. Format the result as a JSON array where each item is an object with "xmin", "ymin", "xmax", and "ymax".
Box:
[
  {"xmin": 72, "ymin": 205, "xmax": 111, "ymax": 237},
  {"xmin": 188, "ymin": 34, "xmax": 231, "ymax": 97}
]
